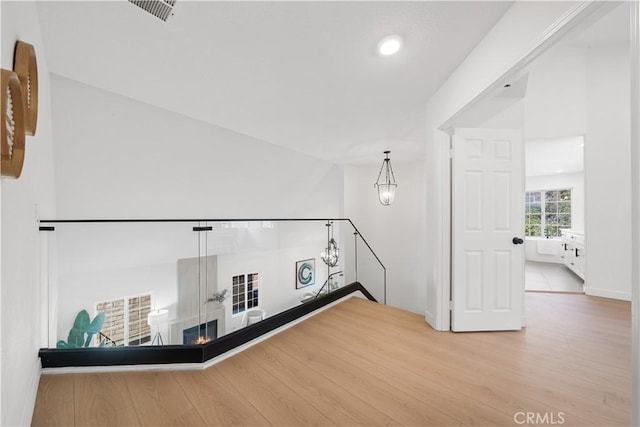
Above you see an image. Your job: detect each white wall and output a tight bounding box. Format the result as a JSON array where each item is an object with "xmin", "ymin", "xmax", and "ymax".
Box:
[
  {"xmin": 585, "ymin": 46, "xmax": 632, "ymax": 300},
  {"xmin": 218, "ymin": 245, "xmax": 330, "ymax": 334},
  {"xmin": 425, "ymin": 1, "xmax": 584, "ymax": 330},
  {"xmin": 49, "ymin": 75, "xmax": 344, "ymax": 220},
  {"xmin": 478, "ymin": 100, "xmax": 524, "ymax": 130},
  {"xmin": 631, "ymin": 3, "xmax": 640, "ymax": 426},
  {"xmin": 479, "ymin": 43, "xmax": 588, "ymax": 138},
  {"xmin": 344, "ymin": 160, "xmax": 427, "ymax": 315},
  {"xmin": 526, "ymin": 172, "xmax": 585, "ymax": 233},
  {"xmin": 1, "ymin": 2, "xmax": 57, "ymax": 425},
  {"xmin": 524, "ymin": 44, "xmax": 588, "ymax": 140}
]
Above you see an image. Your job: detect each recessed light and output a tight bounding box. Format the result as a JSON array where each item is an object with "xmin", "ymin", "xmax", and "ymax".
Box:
[
  {"xmin": 555, "ymin": 169, "xmax": 565, "ymax": 173},
  {"xmin": 378, "ymin": 35, "xmax": 402, "ymax": 56}
]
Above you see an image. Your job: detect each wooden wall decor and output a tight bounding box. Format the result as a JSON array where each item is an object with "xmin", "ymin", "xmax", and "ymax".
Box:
[
  {"xmin": 14, "ymin": 41, "xmax": 38, "ymax": 136},
  {"xmin": 1, "ymin": 69, "xmax": 26, "ymax": 178}
]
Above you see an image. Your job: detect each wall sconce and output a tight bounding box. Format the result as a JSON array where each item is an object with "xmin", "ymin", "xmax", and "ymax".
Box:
[{"xmin": 374, "ymin": 150, "xmax": 397, "ymax": 206}]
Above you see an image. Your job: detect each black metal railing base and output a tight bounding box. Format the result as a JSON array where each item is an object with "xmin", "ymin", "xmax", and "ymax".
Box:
[{"xmin": 39, "ymin": 282, "xmax": 376, "ymax": 368}]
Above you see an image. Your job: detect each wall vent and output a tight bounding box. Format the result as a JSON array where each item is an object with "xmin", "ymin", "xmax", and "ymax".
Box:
[{"xmin": 128, "ymin": 0, "xmax": 176, "ymax": 22}]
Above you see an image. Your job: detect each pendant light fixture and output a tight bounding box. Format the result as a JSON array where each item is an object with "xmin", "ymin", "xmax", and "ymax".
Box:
[
  {"xmin": 321, "ymin": 221, "xmax": 339, "ymax": 267},
  {"xmin": 374, "ymin": 150, "xmax": 397, "ymax": 206}
]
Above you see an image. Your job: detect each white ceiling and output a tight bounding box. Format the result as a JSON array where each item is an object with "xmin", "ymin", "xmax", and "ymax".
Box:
[
  {"xmin": 526, "ymin": 136, "xmax": 584, "ymax": 177},
  {"xmin": 36, "ymin": 1, "xmax": 512, "ymax": 164}
]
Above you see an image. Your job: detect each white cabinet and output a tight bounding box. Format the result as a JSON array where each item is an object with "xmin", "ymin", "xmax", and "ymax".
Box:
[{"xmin": 560, "ymin": 230, "xmax": 585, "ymax": 280}]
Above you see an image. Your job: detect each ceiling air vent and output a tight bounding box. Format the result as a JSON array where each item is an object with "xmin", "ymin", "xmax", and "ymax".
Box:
[{"xmin": 128, "ymin": 0, "xmax": 176, "ymax": 22}]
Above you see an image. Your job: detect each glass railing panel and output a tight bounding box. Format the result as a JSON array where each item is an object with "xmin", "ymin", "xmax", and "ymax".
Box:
[
  {"xmin": 356, "ymin": 233, "xmax": 386, "ymax": 303},
  {"xmin": 43, "ymin": 218, "xmax": 385, "ymax": 353},
  {"xmin": 339, "ymin": 222, "xmax": 358, "ymax": 287},
  {"xmin": 52, "ymin": 221, "xmax": 199, "ymax": 349},
  {"xmin": 201, "ymin": 220, "xmax": 343, "ymax": 341}
]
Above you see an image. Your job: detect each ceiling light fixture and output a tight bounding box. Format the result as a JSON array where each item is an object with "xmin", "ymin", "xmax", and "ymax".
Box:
[
  {"xmin": 374, "ymin": 151, "xmax": 397, "ymax": 206},
  {"xmin": 378, "ymin": 35, "xmax": 402, "ymax": 56},
  {"xmin": 321, "ymin": 221, "xmax": 339, "ymax": 267}
]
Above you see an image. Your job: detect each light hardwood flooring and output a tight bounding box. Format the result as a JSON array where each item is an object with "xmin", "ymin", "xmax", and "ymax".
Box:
[{"xmin": 32, "ymin": 294, "xmax": 631, "ymax": 426}]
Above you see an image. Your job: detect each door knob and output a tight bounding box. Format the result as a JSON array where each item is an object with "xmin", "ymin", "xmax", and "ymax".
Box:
[{"xmin": 512, "ymin": 237, "xmax": 524, "ymax": 245}]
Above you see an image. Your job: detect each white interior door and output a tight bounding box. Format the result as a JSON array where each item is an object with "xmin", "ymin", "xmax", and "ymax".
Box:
[{"xmin": 451, "ymin": 128, "xmax": 524, "ymax": 331}]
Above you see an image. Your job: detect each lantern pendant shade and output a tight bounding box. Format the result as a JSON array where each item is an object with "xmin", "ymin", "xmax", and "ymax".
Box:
[
  {"xmin": 321, "ymin": 221, "xmax": 339, "ymax": 267},
  {"xmin": 321, "ymin": 237, "xmax": 339, "ymax": 267},
  {"xmin": 374, "ymin": 151, "xmax": 397, "ymax": 206}
]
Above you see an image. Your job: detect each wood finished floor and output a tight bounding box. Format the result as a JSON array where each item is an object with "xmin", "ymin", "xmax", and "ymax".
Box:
[{"xmin": 32, "ymin": 294, "xmax": 631, "ymax": 426}]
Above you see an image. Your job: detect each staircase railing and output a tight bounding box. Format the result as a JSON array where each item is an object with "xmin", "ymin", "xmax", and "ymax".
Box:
[
  {"xmin": 38, "ymin": 218, "xmax": 386, "ymax": 368},
  {"xmin": 98, "ymin": 331, "xmax": 117, "ymax": 347}
]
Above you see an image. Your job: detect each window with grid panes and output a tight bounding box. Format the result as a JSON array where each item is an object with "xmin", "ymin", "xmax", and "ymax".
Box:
[
  {"xmin": 232, "ymin": 273, "xmax": 259, "ymax": 315},
  {"xmin": 95, "ymin": 293, "xmax": 152, "ymax": 346},
  {"xmin": 525, "ymin": 189, "xmax": 572, "ymax": 237},
  {"xmin": 247, "ymin": 273, "xmax": 259, "ymax": 309},
  {"xmin": 128, "ymin": 294, "xmax": 152, "ymax": 345},
  {"xmin": 97, "ymin": 298, "xmax": 125, "ymax": 346}
]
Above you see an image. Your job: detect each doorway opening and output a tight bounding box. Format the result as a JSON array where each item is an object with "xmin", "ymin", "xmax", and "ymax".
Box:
[
  {"xmin": 435, "ymin": 0, "xmax": 637, "ymax": 422},
  {"xmin": 444, "ymin": 1, "xmax": 632, "ymax": 330},
  {"xmin": 524, "ymin": 135, "xmax": 585, "ymax": 294},
  {"xmin": 519, "ymin": 2, "xmax": 630, "ymax": 298}
]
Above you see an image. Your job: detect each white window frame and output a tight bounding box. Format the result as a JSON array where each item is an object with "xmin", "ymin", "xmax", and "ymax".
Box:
[
  {"xmin": 231, "ymin": 273, "xmax": 260, "ymax": 316},
  {"xmin": 95, "ymin": 292, "xmax": 153, "ymax": 346},
  {"xmin": 525, "ymin": 188, "xmax": 572, "ymax": 237}
]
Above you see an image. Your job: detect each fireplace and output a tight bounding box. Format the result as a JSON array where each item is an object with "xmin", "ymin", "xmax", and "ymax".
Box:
[{"xmin": 183, "ymin": 319, "xmax": 218, "ymax": 345}]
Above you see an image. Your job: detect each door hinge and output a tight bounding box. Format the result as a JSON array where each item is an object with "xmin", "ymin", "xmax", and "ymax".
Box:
[
  {"xmin": 449, "ymin": 300, "xmax": 454, "ymax": 311},
  {"xmin": 449, "ymin": 149, "xmax": 454, "ymax": 159}
]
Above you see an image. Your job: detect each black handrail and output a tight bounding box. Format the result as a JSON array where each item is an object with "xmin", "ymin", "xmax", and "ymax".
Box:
[
  {"xmin": 346, "ymin": 220, "xmax": 385, "ymax": 271},
  {"xmin": 315, "ymin": 271, "xmax": 343, "ymax": 298},
  {"xmin": 39, "ymin": 218, "xmax": 353, "ymax": 223},
  {"xmin": 39, "ymin": 282, "xmax": 377, "ymax": 368}
]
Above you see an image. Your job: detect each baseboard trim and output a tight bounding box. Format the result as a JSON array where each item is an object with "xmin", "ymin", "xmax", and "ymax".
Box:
[
  {"xmin": 585, "ymin": 287, "xmax": 632, "ymax": 301},
  {"xmin": 20, "ymin": 358, "xmax": 41, "ymax": 426},
  {"xmin": 425, "ymin": 309, "xmax": 439, "ymax": 330}
]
